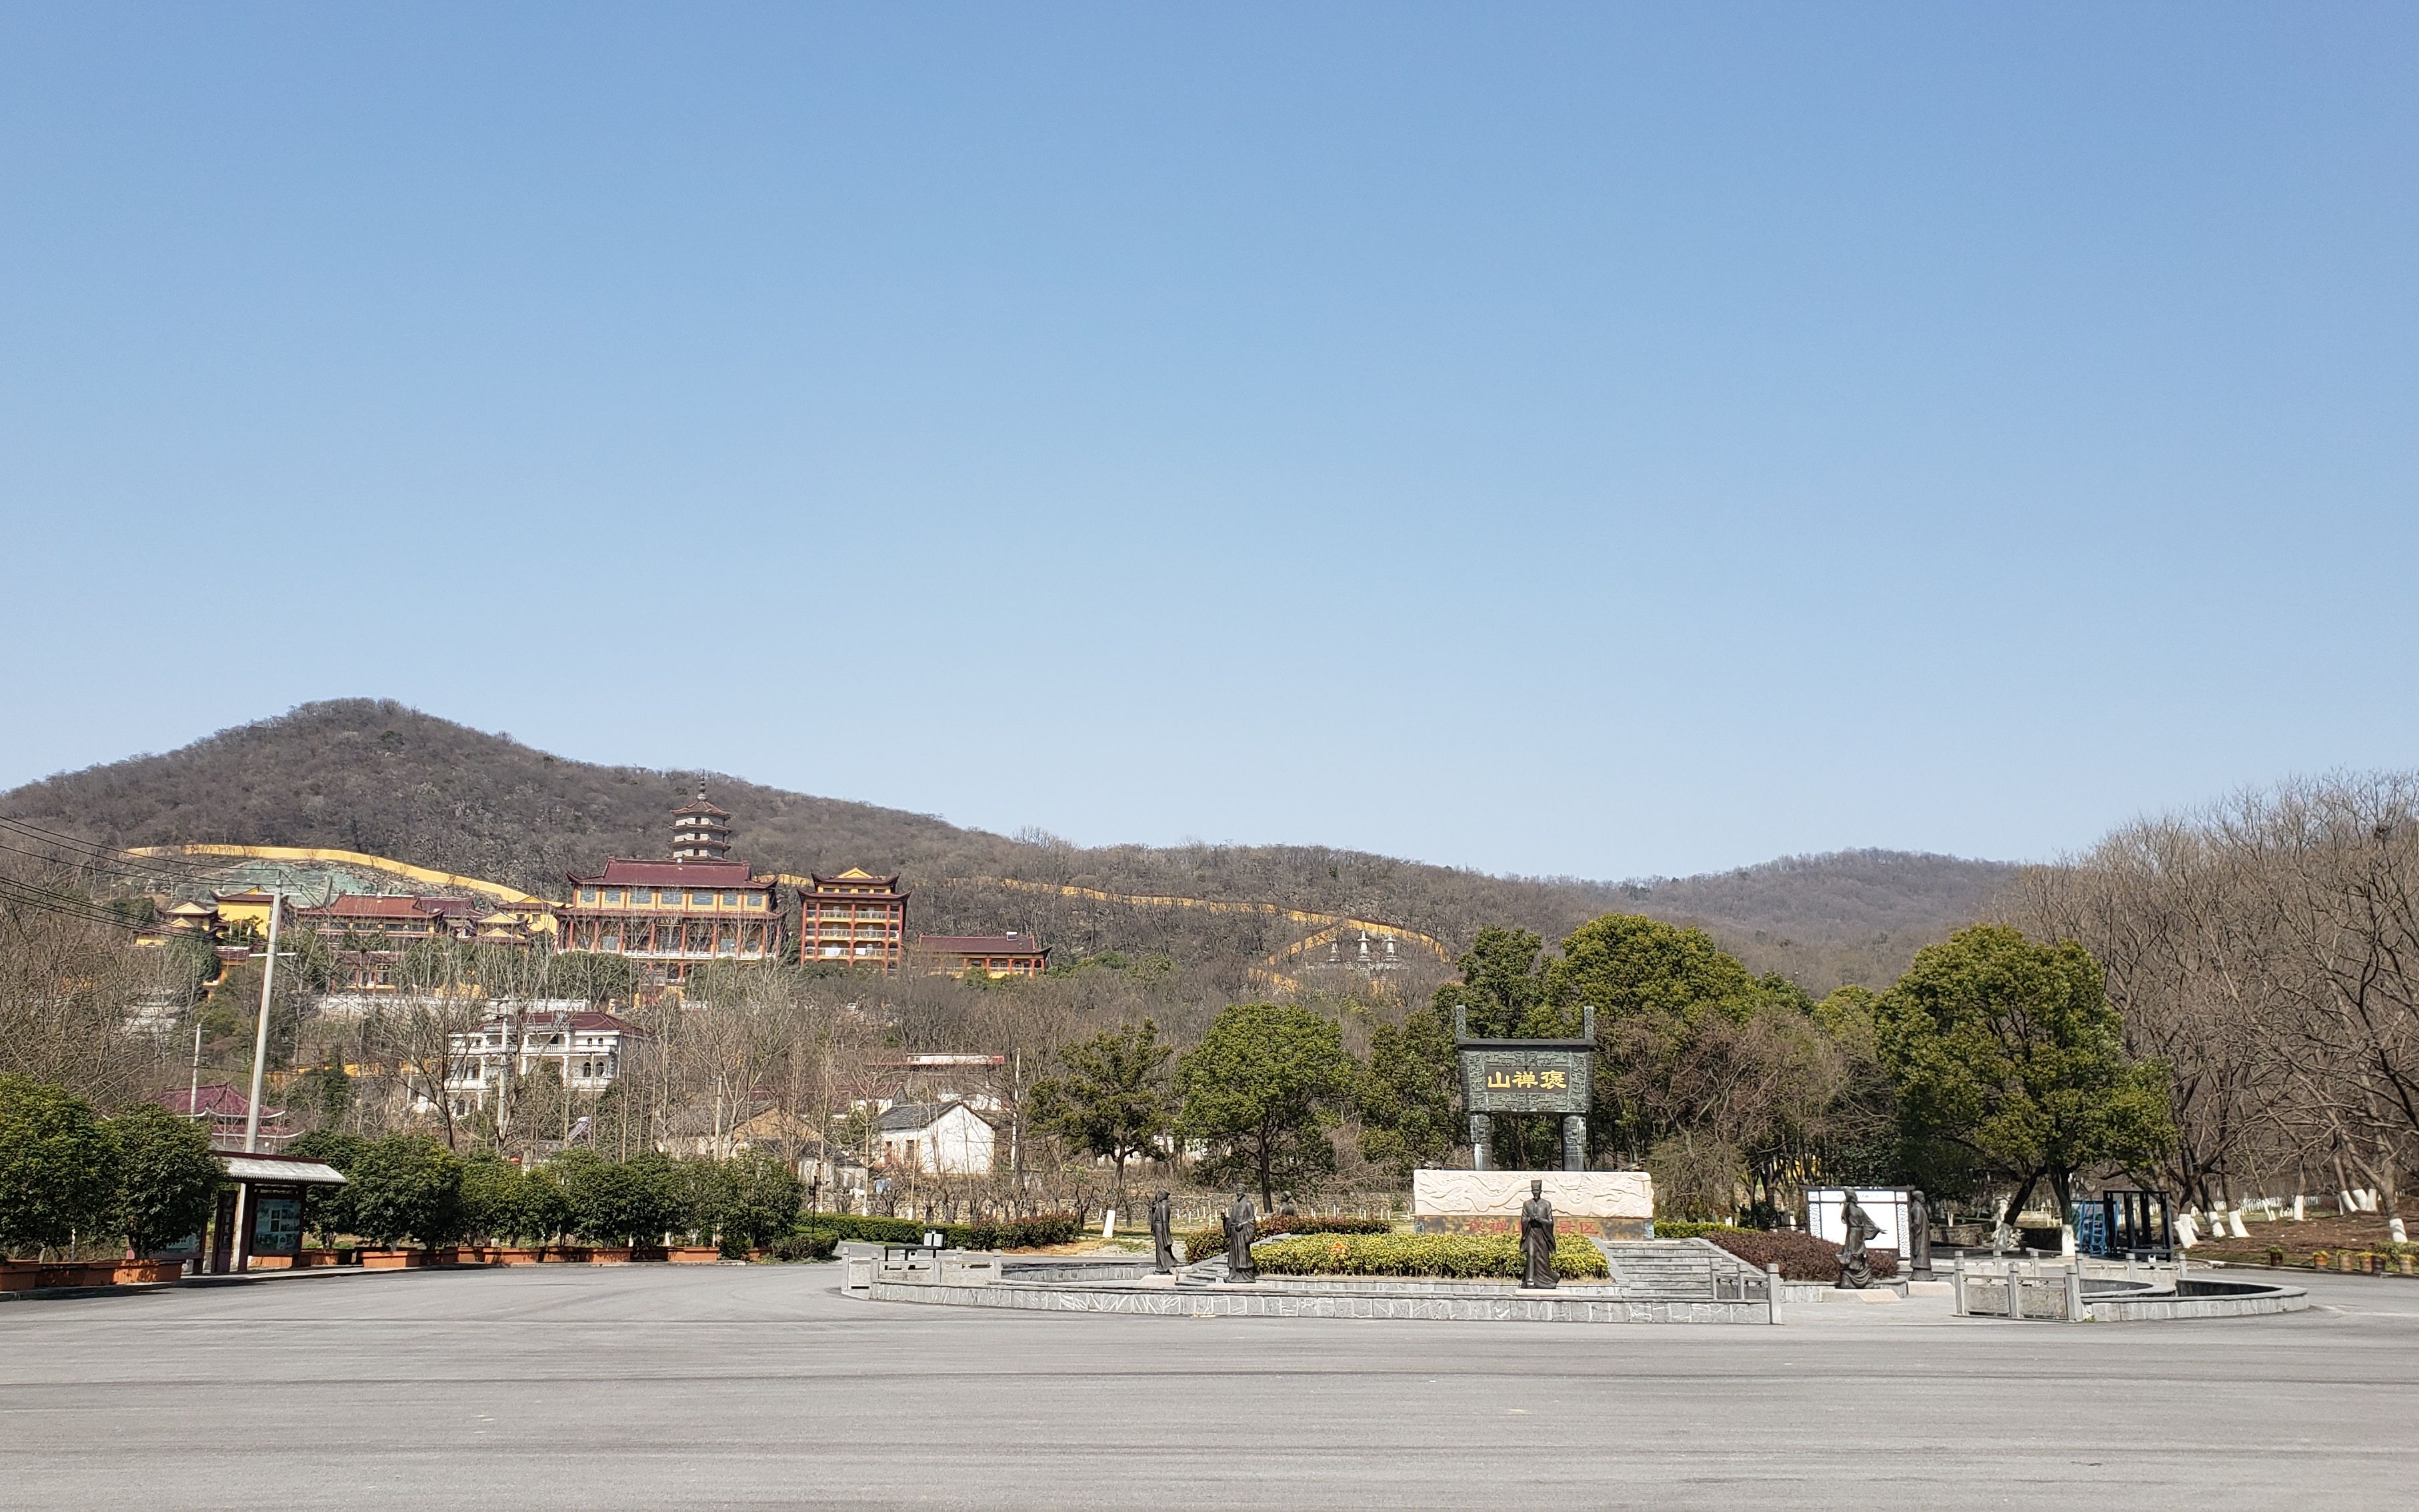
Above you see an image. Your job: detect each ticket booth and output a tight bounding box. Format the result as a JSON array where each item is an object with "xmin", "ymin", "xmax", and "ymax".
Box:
[{"xmin": 202, "ymin": 1151, "xmax": 348, "ymax": 1274}]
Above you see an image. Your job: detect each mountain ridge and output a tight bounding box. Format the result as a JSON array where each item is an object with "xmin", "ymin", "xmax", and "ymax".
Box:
[{"xmin": 0, "ymin": 699, "xmax": 2018, "ymax": 991}]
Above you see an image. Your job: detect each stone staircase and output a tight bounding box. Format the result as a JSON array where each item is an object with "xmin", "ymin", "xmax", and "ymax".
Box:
[
  {"xmin": 1596, "ymin": 1240, "xmax": 1767, "ymax": 1301},
  {"xmin": 1175, "ymin": 1257, "xmax": 1228, "ymax": 1289}
]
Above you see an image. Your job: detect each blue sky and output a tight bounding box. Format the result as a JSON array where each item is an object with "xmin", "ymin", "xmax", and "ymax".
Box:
[{"xmin": 3, "ymin": 4, "xmax": 2413, "ymax": 879}]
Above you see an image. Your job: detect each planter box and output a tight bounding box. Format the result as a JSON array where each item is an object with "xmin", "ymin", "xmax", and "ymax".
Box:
[
  {"xmin": 628, "ymin": 1245, "xmax": 670, "ymax": 1263},
  {"xmin": 295, "ymin": 1249, "xmax": 346, "ymax": 1268},
  {"xmin": 587, "ymin": 1247, "xmax": 635, "ymax": 1265},
  {"xmin": 360, "ymin": 1249, "xmax": 429, "ymax": 1271},
  {"xmin": 0, "ymin": 1261, "xmax": 41, "ymax": 1293},
  {"xmin": 422, "ymin": 1247, "xmax": 464, "ymax": 1268},
  {"xmin": 541, "ymin": 1245, "xmax": 591, "ymax": 1263},
  {"xmin": 111, "ymin": 1260, "xmax": 185, "ymax": 1285},
  {"xmin": 669, "ymin": 1245, "xmax": 722, "ymax": 1265},
  {"xmin": 493, "ymin": 1247, "xmax": 544, "ymax": 1266},
  {"xmin": 250, "ymin": 1254, "xmax": 295, "ymax": 1271}
]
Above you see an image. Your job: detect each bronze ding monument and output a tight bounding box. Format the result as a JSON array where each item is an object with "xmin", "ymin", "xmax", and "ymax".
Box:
[{"xmin": 1412, "ymin": 1006, "xmax": 1654, "ymax": 1240}]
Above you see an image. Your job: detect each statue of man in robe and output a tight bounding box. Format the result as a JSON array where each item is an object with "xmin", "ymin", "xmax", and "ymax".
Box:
[
  {"xmin": 1521, "ymin": 1179, "xmax": 1557, "ymax": 1290},
  {"xmin": 1223, "ymin": 1189, "xmax": 1258, "ymax": 1283},
  {"xmin": 1149, "ymin": 1190, "xmax": 1176, "ymax": 1274},
  {"xmin": 1836, "ymin": 1190, "xmax": 1882, "ymax": 1289}
]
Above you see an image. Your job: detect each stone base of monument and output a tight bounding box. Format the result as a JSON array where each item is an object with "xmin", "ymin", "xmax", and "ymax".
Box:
[{"xmin": 1411, "ymin": 1169, "xmax": 1654, "ymax": 1241}]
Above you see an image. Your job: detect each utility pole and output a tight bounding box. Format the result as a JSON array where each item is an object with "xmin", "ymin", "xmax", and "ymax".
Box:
[{"xmin": 227, "ymin": 887, "xmax": 284, "ymax": 1271}]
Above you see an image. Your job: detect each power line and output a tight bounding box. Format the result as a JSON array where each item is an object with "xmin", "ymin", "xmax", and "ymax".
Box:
[
  {"xmin": 0, "ymin": 878, "xmax": 147, "ymax": 931},
  {"xmin": 0, "ymin": 815, "xmax": 227, "ymax": 880}
]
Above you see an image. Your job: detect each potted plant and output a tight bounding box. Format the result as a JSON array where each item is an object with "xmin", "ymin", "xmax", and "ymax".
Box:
[{"xmin": 107, "ymin": 1103, "xmax": 221, "ymax": 1285}]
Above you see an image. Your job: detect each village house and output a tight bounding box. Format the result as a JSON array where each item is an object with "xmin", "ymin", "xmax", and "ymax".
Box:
[{"xmin": 875, "ymin": 1099, "xmax": 997, "ymax": 1175}]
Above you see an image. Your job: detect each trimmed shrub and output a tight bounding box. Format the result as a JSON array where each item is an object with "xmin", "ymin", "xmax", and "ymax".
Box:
[
  {"xmin": 285, "ymin": 1130, "xmax": 367, "ymax": 1241},
  {"xmin": 460, "ymin": 1153, "xmax": 565, "ymax": 1245},
  {"xmin": 109, "ymin": 1103, "xmax": 221, "ymax": 1256},
  {"xmin": 347, "ymin": 1135, "xmax": 468, "ymax": 1249},
  {"xmin": 551, "ymin": 1149, "xmax": 689, "ymax": 1245},
  {"xmin": 1254, "ymin": 1232, "xmax": 1608, "ymax": 1280},
  {"xmin": 1704, "ymin": 1227, "xmax": 1898, "ymax": 1282},
  {"xmin": 0, "ymin": 1076, "xmax": 120, "ymax": 1255},
  {"xmin": 769, "ymin": 1230, "xmax": 839, "ymax": 1262},
  {"xmin": 1650, "ymin": 1221, "xmax": 1744, "ymax": 1240},
  {"xmin": 1180, "ymin": 1215, "xmax": 1392, "ymax": 1262}
]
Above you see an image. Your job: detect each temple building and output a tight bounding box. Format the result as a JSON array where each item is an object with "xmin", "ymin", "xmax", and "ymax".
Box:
[
  {"xmin": 559, "ymin": 789, "xmax": 783, "ymax": 986},
  {"xmin": 915, "ymin": 932, "xmax": 1051, "ymax": 979},
  {"xmin": 798, "ymin": 869, "xmax": 909, "ymax": 972}
]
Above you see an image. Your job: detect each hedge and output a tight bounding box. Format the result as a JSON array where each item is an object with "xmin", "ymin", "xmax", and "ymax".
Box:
[
  {"xmin": 768, "ymin": 1230, "xmax": 840, "ymax": 1262},
  {"xmin": 1650, "ymin": 1221, "xmax": 1744, "ymax": 1240},
  {"xmin": 1179, "ymin": 1215, "xmax": 1393, "ymax": 1262},
  {"xmin": 1704, "ymin": 1227, "xmax": 1898, "ymax": 1282},
  {"xmin": 1254, "ymin": 1233, "xmax": 1608, "ymax": 1280},
  {"xmin": 796, "ymin": 1213, "xmax": 1083, "ymax": 1251}
]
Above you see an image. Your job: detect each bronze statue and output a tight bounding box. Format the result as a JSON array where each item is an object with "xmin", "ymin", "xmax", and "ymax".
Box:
[
  {"xmin": 1223, "ymin": 1188, "xmax": 1258, "ymax": 1283},
  {"xmin": 1149, "ymin": 1190, "xmax": 1176, "ymax": 1274},
  {"xmin": 1836, "ymin": 1190, "xmax": 1882, "ymax": 1289},
  {"xmin": 1520, "ymin": 1179, "xmax": 1557, "ymax": 1290},
  {"xmin": 1907, "ymin": 1189, "xmax": 1931, "ymax": 1275}
]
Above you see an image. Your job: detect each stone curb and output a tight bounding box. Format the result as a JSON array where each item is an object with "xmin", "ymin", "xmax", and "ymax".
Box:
[{"xmin": 866, "ymin": 1279, "xmax": 1773, "ymax": 1323}]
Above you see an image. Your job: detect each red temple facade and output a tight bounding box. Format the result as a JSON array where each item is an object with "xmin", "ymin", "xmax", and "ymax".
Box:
[
  {"xmin": 560, "ymin": 790, "xmax": 783, "ymax": 985},
  {"xmin": 798, "ymin": 868, "xmax": 909, "ymax": 973}
]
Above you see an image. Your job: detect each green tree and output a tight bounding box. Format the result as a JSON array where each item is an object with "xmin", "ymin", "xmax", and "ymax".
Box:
[
  {"xmin": 461, "ymin": 1152, "xmax": 564, "ymax": 1244},
  {"xmin": 0, "ymin": 1077, "xmax": 121, "ymax": 1255},
  {"xmin": 1878, "ymin": 925, "xmax": 2174, "ymax": 1215},
  {"xmin": 552, "ymin": 1150, "xmax": 688, "ymax": 1245},
  {"xmin": 345, "ymin": 1134, "xmax": 468, "ymax": 1248},
  {"xmin": 1434, "ymin": 927, "xmax": 1556, "ymax": 1037},
  {"xmin": 297, "ymin": 1065, "xmax": 352, "ymax": 1128},
  {"xmin": 286, "ymin": 1129, "xmax": 367, "ymax": 1242},
  {"xmin": 1026, "ymin": 1019, "xmax": 1176, "ymax": 1197},
  {"xmin": 1176, "ymin": 1003, "xmax": 1358, "ymax": 1210},
  {"xmin": 108, "ymin": 1103, "xmax": 222, "ymax": 1256},
  {"xmin": 705, "ymin": 1149, "xmax": 804, "ymax": 1251},
  {"xmin": 1357, "ymin": 1006, "xmax": 1461, "ymax": 1178}
]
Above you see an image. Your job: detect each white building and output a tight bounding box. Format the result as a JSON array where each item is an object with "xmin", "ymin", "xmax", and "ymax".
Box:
[
  {"xmin": 445, "ymin": 1004, "xmax": 646, "ymax": 1116},
  {"xmin": 875, "ymin": 1100, "xmax": 997, "ymax": 1175}
]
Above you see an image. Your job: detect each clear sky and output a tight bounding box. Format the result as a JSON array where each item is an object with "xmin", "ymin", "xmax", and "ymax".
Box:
[{"xmin": 3, "ymin": 5, "xmax": 2413, "ymax": 880}]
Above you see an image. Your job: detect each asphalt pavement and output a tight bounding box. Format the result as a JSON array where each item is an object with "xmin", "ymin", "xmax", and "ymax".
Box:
[{"xmin": 3, "ymin": 1262, "xmax": 2412, "ymax": 1509}]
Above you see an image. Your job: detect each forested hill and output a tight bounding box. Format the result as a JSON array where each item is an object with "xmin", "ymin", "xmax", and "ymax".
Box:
[{"xmin": 0, "ymin": 700, "xmax": 2016, "ymax": 990}]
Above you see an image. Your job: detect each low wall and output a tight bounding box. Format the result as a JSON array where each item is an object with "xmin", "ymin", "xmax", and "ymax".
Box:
[
  {"xmin": 1414, "ymin": 1215, "xmax": 1651, "ymax": 1240},
  {"xmin": 866, "ymin": 1279, "xmax": 1772, "ymax": 1324},
  {"xmin": 1412, "ymin": 1170, "xmax": 1654, "ymax": 1243}
]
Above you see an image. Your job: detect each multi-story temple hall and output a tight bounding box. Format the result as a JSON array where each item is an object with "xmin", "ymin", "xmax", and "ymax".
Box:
[{"xmin": 559, "ymin": 789, "xmax": 785, "ymax": 985}]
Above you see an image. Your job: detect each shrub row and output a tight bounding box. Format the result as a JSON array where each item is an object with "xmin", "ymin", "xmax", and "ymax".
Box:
[
  {"xmin": 1179, "ymin": 1215, "xmax": 1393, "ymax": 1262},
  {"xmin": 797, "ymin": 1213, "xmax": 1083, "ymax": 1251},
  {"xmin": 1650, "ymin": 1221, "xmax": 1744, "ymax": 1240},
  {"xmin": 1253, "ymin": 1233, "xmax": 1609, "ymax": 1280},
  {"xmin": 1, "ymin": 1077, "xmax": 219, "ymax": 1258},
  {"xmin": 1702, "ymin": 1227, "xmax": 1898, "ymax": 1282}
]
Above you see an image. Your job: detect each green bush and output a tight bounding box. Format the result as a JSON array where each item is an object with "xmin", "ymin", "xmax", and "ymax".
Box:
[
  {"xmin": 1254, "ymin": 1232, "xmax": 1608, "ymax": 1280},
  {"xmin": 108, "ymin": 1103, "xmax": 222, "ymax": 1256},
  {"xmin": 697, "ymin": 1150, "xmax": 803, "ymax": 1250},
  {"xmin": 285, "ymin": 1130, "xmax": 367, "ymax": 1242},
  {"xmin": 1179, "ymin": 1215, "xmax": 1392, "ymax": 1263},
  {"xmin": 550, "ymin": 1149, "xmax": 689, "ymax": 1245},
  {"xmin": 460, "ymin": 1153, "xmax": 565, "ymax": 1245},
  {"xmin": 1651, "ymin": 1221, "xmax": 1744, "ymax": 1240},
  {"xmin": 769, "ymin": 1230, "xmax": 839, "ymax": 1262},
  {"xmin": 0, "ymin": 1077, "xmax": 121, "ymax": 1255},
  {"xmin": 346, "ymin": 1135, "xmax": 468, "ymax": 1249}
]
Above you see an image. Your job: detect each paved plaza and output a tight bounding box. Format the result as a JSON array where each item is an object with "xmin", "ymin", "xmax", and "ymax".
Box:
[{"xmin": 4, "ymin": 1263, "xmax": 2414, "ymax": 1509}]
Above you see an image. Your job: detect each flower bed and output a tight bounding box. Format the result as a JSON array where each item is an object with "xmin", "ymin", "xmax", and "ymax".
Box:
[{"xmin": 1253, "ymin": 1233, "xmax": 1608, "ymax": 1281}]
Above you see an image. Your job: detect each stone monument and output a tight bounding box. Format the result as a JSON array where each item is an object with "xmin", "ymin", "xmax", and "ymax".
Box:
[
  {"xmin": 1520, "ymin": 1179, "xmax": 1557, "ymax": 1290},
  {"xmin": 1222, "ymin": 1189, "xmax": 1258, "ymax": 1284},
  {"xmin": 1410, "ymin": 1005, "xmax": 1654, "ymax": 1239},
  {"xmin": 1149, "ymin": 1190, "xmax": 1176, "ymax": 1274}
]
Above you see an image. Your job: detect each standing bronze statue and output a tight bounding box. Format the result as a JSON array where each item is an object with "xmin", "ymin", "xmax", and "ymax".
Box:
[
  {"xmin": 1222, "ymin": 1189, "xmax": 1258, "ymax": 1283},
  {"xmin": 1520, "ymin": 1179, "xmax": 1558, "ymax": 1290},
  {"xmin": 1836, "ymin": 1190, "xmax": 1882, "ymax": 1289},
  {"xmin": 1149, "ymin": 1190, "xmax": 1176, "ymax": 1274}
]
